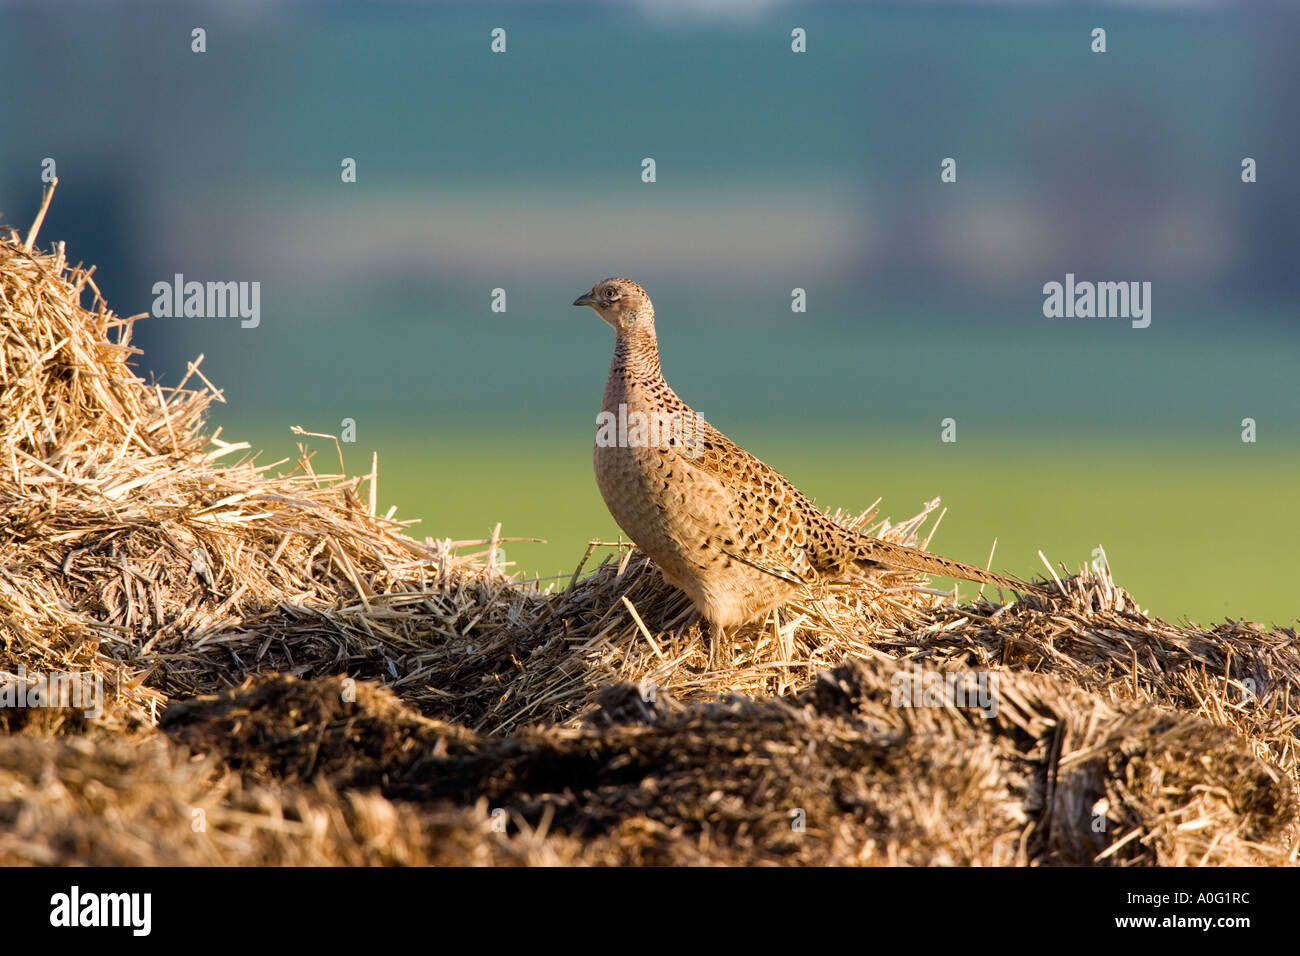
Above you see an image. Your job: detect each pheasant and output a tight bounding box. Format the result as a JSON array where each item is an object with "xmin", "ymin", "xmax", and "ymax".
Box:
[{"xmin": 574, "ymin": 277, "xmax": 1044, "ymax": 662}]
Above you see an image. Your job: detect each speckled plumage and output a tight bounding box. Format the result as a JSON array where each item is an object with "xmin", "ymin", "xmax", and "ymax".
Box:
[{"xmin": 575, "ymin": 277, "xmax": 1039, "ymax": 639}]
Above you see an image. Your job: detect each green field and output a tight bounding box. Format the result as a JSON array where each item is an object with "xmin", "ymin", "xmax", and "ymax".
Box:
[{"xmin": 230, "ymin": 425, "xmax": 1299, "ymax": 630}]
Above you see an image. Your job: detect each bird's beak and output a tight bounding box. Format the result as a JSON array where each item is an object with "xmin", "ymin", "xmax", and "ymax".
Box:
[{"xmin": 573, "ymin": 291, "xmax": 596, "ymax": 307}]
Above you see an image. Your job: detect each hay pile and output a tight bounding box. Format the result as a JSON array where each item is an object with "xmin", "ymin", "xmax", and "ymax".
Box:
[
  {"xmin": 0, "ymin": 192, "xmax": 530, "ymax": 730},
  {"xmin": 0, "ymin": 186, "xmax": 954, "ymax": 734},
  {"xmin": 1, "ymin": 189, "xmax": 1297, "ymax": 865}
]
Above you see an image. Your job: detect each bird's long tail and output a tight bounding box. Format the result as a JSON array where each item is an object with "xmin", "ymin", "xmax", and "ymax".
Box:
[{"xmin": 854, "ymin": 537, "xmax": 1046, "ymax": 596}]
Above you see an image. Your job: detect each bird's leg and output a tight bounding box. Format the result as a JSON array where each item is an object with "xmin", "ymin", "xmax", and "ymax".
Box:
[
  {"xmin": 680, "ymin": 607, "xmax": 700, "ymax": 643},
  {"xmin": 707, "ymin": 621, "xmax": 728, "ymax": 669}
]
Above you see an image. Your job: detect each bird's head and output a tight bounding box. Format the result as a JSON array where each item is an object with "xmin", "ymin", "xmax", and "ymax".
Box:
[{"xmin": 573, "ymin": 277, "xmax": 654, "ymax": 332}]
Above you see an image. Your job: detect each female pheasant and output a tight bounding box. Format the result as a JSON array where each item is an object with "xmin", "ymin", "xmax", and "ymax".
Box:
[{"xmin": 574, "ymin": 277, "xmax": 1042, "ymax": 661}]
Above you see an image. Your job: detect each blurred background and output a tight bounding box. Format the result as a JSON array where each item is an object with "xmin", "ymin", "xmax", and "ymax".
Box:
[{"xmin": 1, "ymin": 0, "xmax": 1296, "ymax": 626}]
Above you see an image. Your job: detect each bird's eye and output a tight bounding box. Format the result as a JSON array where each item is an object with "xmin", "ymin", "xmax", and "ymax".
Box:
[{"xmin": 604, "ymin": 290, "xmax": 619, "ymax": 300}]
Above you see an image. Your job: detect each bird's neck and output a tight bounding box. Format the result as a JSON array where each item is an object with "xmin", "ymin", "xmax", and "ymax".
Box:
[
  {"xmin": 610, "ymin": 323, "xmax": 663, "ymax": 383},
  {"xmin": 606, "ymin": 323, "xmax": 677, "ymax": 412}
]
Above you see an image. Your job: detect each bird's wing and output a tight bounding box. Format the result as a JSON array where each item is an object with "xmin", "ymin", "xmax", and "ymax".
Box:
[
  {"xmin": 673, "ymin": 416, "xmax": 1043, "ymax": 595},
  {"xmin": 674, "ymin": 415, "xmax": 852, "ymax": 581}
]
